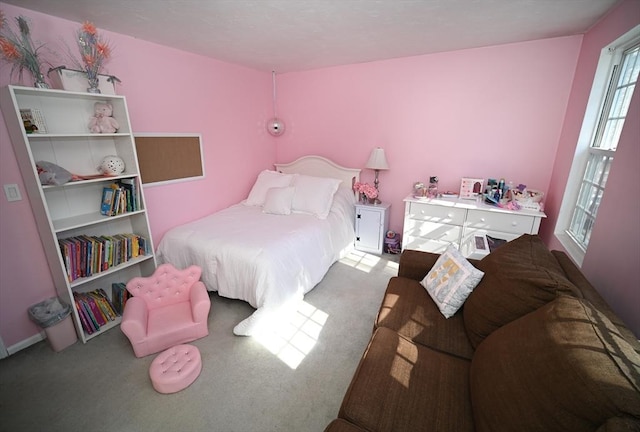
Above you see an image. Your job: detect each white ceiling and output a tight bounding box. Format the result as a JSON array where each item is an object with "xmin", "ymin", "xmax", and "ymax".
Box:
[{"xmin": 4, "ymin": 0, "xmax": 621, "ymax": 73}]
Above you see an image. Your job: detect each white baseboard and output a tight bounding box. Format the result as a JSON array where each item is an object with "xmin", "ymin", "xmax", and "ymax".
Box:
[{"xmin": 6, "ymin": 332, "xmax": 45, "ymax": 356}]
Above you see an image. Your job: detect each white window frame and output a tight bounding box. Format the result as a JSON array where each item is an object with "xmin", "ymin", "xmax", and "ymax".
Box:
[{"xmin": 555, "ymin": 25, "xmax": 640, "ymax": 266}]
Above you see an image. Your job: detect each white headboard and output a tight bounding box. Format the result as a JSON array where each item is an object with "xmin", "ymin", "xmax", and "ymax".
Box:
[{"xmin": 274, "ymin": 155, "xmax": 361, "ymax": 189}]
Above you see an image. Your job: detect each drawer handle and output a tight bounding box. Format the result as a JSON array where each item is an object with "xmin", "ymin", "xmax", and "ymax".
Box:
[
  {"xmin": 480, "ymin": 218, "xmax": 486, "ymax": 222},
  {"xmin": 511, "ymin": 221, "xmax": 518, "ymax": 226},
  {"xmin": 447, "ymin": 213, "xmax": 453, "ymax": 218}
]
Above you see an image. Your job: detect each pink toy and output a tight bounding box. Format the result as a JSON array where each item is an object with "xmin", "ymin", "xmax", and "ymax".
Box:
[
  {"xmin": 121, "ymin": 264, "xmax": 211, "ymax": 358},
  {"xmin": 89, "ymin": 102, "xmax": 119, "ymax": 133}
]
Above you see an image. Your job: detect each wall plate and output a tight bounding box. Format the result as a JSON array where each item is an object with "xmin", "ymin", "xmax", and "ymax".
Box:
[{"xmin": 3, "ymin": 184, "xmax": 22, "ymax": 202}]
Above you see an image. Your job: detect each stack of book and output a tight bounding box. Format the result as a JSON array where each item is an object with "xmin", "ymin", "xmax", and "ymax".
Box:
[
  {"xmin": 58, "ymin": 233, "xmax": 150, "ymax": 282},
  {"xmin": 101, "ymin": 179, "xmax": 139, "ymax": 216},
  {"xmin": 73, "ymin": 289, "xmax": 119, "ymax": 335},
  {"xmin": 111, "ymin": 282, "xmax": 131, "ymax": 315}
]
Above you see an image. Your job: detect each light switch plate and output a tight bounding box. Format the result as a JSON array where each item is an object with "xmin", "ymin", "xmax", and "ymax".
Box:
[{"xmin": 3, "ymin": 184, "xmax": 22, "ymax": 202}]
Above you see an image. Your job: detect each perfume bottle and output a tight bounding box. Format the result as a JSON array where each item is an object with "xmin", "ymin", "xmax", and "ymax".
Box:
[{"xmin": 428, "ymin": 176, "xmax": 439, "ymax": 198}]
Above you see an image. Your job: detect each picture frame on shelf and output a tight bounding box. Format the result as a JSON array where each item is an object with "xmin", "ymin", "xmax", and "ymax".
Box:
[
  {"xmin": 460, "ymin": 177, "xmax": 484, "ymax": 199},
  {"xmin": 20, "ymin": 108, "xmax": 47, "ymax": 134}
]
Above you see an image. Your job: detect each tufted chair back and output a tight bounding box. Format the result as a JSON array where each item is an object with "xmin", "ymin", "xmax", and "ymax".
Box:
[{"xmin": 126, "ymin": 264, "xmax": 202, "ymax": 310}]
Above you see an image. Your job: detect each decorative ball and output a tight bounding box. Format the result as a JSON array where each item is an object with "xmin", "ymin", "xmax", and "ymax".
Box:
[
  {"xmin": 266, "ymin": 117, "xmax": 285, "ymax": 137},
  {"xmin": 99, "ymin": 155, "xmax": 125, "ymax": 175}
]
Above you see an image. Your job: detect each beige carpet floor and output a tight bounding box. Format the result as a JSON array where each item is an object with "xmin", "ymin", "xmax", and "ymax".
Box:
[{"xmin": 0, "ymin": 250, "xmax": 399, "ymax": 432}]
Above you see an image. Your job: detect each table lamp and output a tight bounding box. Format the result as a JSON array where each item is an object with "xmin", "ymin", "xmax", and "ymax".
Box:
[{"xmin": 366, "ymin": 147, "xmax": 390, "ymax": 203}]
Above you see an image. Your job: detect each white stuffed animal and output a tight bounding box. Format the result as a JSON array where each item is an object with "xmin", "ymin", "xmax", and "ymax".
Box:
[{"xmin": 89, "ymin": 102, "xmax": 119, "ymax": 133}]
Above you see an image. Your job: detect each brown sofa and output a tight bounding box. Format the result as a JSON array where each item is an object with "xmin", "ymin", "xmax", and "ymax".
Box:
[{"xmin": 325, "ymin": 235, "xmax": 640, "ymax": 432}]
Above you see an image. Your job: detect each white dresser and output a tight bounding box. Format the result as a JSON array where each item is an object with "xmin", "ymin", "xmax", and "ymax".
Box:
[{"xmin": 402, "ymin": 196, "xmax": 546, "ymax": 257}]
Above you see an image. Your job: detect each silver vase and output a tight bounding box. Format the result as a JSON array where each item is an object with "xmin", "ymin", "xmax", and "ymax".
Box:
[{"xmin": 87, "ymin": 76, "xmax": 101, "ymax": 94}]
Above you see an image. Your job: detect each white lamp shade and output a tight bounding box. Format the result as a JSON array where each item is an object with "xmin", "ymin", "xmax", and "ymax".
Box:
[{"xmin": 365, "ymin": 147, "xmax": 389, "ymax": 170}]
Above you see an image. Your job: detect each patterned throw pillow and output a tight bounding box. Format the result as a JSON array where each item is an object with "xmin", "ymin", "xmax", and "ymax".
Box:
[{"xmin": 421, "ymin": 244, "xmax": 485, "ymax": 318}]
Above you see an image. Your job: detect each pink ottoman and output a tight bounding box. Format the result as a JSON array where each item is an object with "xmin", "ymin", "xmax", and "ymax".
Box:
[{"xmin": 149, "ymin": 344, "xmax": 202, "ymax": 394}]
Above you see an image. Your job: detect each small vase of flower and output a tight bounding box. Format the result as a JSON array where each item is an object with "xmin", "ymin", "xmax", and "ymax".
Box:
[
  {"xmin": 0, "ymin": 13, "xmax": 50, "ymax": 88},
  {"xmin": 353, "ymin": 182, "xmax": 379, "ymax": 204},
  {"xmin": 74, "ymin": 21, "xmax": 112, "ymax": 94}
]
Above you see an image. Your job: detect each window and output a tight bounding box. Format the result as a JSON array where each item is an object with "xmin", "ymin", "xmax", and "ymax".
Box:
[{"xmin": 556, "ymin": 26, "xmax": 640, "ymax": 266}]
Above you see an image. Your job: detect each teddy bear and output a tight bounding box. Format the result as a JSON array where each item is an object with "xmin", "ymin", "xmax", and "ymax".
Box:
[{"xmin": 89, "ymin": 102, "xmax": 119, "ymax": 133}]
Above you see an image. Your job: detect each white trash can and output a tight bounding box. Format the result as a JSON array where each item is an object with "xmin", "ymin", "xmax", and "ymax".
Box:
[{"xmin": 28, "ymin": 297, "xmax": 78, "ymax": 352}]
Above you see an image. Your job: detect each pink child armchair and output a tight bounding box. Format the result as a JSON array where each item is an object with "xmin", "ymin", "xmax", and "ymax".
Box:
[{"xmin": 121, "ymin": 263, "xmax": 211, "ymax": 358}]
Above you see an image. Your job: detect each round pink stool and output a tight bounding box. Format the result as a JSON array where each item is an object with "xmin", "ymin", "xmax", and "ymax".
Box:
[{"xmin": 149, "ymin": 344, "xmax": 202, "ymax": 394}]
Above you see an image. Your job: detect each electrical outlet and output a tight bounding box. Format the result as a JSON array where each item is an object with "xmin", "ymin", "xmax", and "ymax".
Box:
[{"xmin": 3, "ymin": 184, "xmax": 22, "ymax": 202}]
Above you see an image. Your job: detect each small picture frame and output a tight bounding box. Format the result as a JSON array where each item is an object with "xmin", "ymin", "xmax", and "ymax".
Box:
[
  {"xmin": 20, "ymin": 108, "xmax": 47, "ymax": 134},
  {"xmin": 460, "ymin": 177, "xmax": 484, "ymax": 199}
]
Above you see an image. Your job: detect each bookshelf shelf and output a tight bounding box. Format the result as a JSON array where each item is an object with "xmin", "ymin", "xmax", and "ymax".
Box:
[
  {"xmin": 68, "ymin": 255, "xmax": 154, "ymax": 289},
  {"xmin": 85, "ymin": 317, "xmax": 122, "ymax": 341},
  {"xmin": 42, "ymin": 174, "xmax": 134, "ymax": 190},
  {"xmin": 52, "ymin": 209, "xmax": 146, "ymax": 233},
  {"xmin": 1, "ymin": 85, "xmax": 156, "ymax": 343},
  {"xmin": 27, "ymin": 132, "xmax": 131, "ymax": 139}
]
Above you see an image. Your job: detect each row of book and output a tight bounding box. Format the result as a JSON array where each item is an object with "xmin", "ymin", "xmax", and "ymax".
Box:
[
  {"xmin": 58, "ymin": 233, "xmax": 150, "ymax": 282},
  {"xmin": 101, "ymin": 179, "xmax": 139, "ymax": 216},
  {"xmin": 73, "ymin": 289, "xmax": 120, "ymax": 335}
]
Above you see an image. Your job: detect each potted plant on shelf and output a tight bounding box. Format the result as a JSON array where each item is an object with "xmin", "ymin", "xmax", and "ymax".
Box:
[
  {"xmin": 0, "ymin": 11, "xmax": 50, "ymax": 88},
  {"xmin": 74, "ymin": 21, "xmax": 113, "ymax": 93}
]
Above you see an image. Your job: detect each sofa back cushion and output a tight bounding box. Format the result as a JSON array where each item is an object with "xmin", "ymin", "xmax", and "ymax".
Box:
[
  {"xmin": 463, "ymin": 234, "xmax": 579, "ymax": 347},
  {"xmin": 470, "ymin": 295, "xmax": 640, "ymax": 432}
]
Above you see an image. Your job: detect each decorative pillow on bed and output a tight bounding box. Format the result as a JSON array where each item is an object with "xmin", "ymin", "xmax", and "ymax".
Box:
[
  {"xmin": 291, "ymin": 174, "xmax": 341, "ymax": 219},
  {"xmin": 245, "ymin": 170, "xmax": 295, "ymax": 207},
  {"xmin": 262, "ymin": 186, "xmax": 295, "ymax": 215},
  {"xmin": 420, "ymin": 244, "xmax": 484, "ymax": 318}
]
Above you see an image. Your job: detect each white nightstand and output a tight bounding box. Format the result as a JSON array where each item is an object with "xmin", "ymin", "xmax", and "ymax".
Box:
[{"xmin": 354, "ymin": 202, "xmax": 390, "ymax": 255}]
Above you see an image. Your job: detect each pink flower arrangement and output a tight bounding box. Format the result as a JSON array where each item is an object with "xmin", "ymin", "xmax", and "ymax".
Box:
[
  {"xmin": 0, "ymin": 11, "xmax": 49, "ymax": 86},
  {"xmin": 353, "ymin": 182, "xmax": 378, "ymax": 199},
  {"xmin": 74, "ymin": 21, "xmax": 112, "ymax": 91}
]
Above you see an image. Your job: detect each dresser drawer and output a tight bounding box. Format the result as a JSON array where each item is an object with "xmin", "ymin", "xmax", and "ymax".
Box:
[
  {"xmin": 465, "ymin": 210, "xmax": 535, "ymax": 235},
  {"xmin": 407, "ymin": 202, "xmax": 466, "ymax": 225},
  {"xmin": 403, "ymin": 235, "xmax": 455, "ymax": 254},
  {"xmin": 403, "ymin": 220, "xmax": 462, "ymax": 243}
]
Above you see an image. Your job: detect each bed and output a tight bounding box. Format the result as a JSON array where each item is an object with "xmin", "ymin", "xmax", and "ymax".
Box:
[{"xmin": 156, "ymin": 156, "xmax": 361, "ymax": 336}]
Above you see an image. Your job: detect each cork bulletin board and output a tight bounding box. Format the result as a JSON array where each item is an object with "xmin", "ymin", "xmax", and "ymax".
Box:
[{"xmin": 134, "ymin": 134, "xmax": 204, "ymax": 186}]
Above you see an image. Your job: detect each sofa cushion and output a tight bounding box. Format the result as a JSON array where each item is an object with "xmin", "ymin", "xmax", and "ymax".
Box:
[
  {"xmin": 470, "ymin": 295, "xmax": 640, "ymax": 432},
  {"xmin": 463, "ymin": 234, "xmax": 580, "ymax": 348},
  {"xmin": 420, "ymin": 244, "xmax": 484, "ymax": 318},
  {"xmin": 339, "ymin": 327, "xmax": 474, "ymax": 432},
  {"xmin": 376, "ymin": 277, "xmax": 474, "ymax": 359}
]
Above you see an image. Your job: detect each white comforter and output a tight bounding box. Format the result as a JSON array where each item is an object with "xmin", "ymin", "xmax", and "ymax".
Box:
[{"xmin": 156, "ymin": 189, "xmax": 355, "ymax": 335}]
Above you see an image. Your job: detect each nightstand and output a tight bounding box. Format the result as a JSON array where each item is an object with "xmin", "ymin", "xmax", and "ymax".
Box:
[{"xmin": 354, "ymin": 202, "xmax": 390, "ymax": 255}]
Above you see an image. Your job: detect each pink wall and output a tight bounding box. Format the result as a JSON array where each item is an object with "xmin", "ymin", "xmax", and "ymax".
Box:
[
  {"xmin": 275, "ymin": 37, "xmax": 581, "ymax": 237},
  {"xmin": 544, "ymin": 0, "xmax": 640, "ymax": 335},
  {"xmin": 0, "ymin": 3, "xmax": 275, "ymax": 347}
]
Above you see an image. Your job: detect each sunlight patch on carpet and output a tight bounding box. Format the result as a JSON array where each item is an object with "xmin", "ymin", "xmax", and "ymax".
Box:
[
  {"xmin": 339, "ymin": 249, "xmax": 381, "ymax": 273},
  {"xmin": 253, "ymin": 301, "xmax": 329, "ymax": 369}
]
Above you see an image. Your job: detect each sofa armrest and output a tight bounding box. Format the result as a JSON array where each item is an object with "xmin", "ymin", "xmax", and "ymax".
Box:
[
  {"xmin": 120, "ymin": 297, "xmax": 148, "ymax": 342},
  {"xmin": 398, "ymin": 249, "xmax": 441, "ymax": 280},
  {"xmin": 190, "ymin": 281, "xmax": 211, "ymax": 323}
]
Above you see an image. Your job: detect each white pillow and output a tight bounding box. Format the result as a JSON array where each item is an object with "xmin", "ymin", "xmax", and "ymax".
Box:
[
  {"xmin": 420, "ymin": 244, "xmax": 485, "ymax": 318},
  {"xmin": 245, "ymin": 170, "xmax": 294, "ymax": 207},
  {"xmin": 291, "ymin": 174, "xmax": 341, "ymax": 219},
  {"xmin": 262, "ymin": 186, "xmax": 295, "ymax": 215}
]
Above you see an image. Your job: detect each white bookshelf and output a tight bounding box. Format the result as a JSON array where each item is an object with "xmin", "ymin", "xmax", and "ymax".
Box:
[{"xmin": 0, "ymin": 85, "xmax": 156, "ymax": 343}]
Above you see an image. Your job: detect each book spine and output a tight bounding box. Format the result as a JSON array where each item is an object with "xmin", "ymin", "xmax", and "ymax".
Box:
[{"xmin": 73, "ymin": 296, "xmax": 94, "ymax": 335}]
